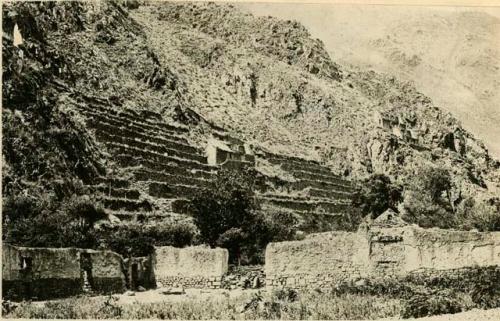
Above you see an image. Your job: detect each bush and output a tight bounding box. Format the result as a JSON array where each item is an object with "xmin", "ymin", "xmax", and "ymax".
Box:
[
  {"xmin": 188, "ymin": 168, "xmax": 268, "ymax": 264},
  {"xmin": 98, "ymin": 223, "xmax": 154, "ymax": 257},
  {"xmin": 401, "ymin": 190, "xmax": 456, "ymax": 229},
  {"xmin": 400, "ymin": 165, "xmax": 457, "ymax": 229},
  {"xmin": 264, "ymin": 211, "xmax": 298, "ymax": 242},
  {"xmin": 144, "ymin": 221, "xmax": 198, "ymax": 248},
  {"xmin": 98, "ymin": 221, "xmax": 198, "ymax": 258},
  {"xmin": 470, "ymin": 267, "xmax": 500, "ymax": 309},
  {"xmin": 455, "ymin": 197, "xmax": 500, "ymax": 232},
  {"xmin": 401, "ymin": 289, "xmax": 463, "ymax": 319},
  {"xmin": 352, "ymin": 173, "xmax": 402, "ymax": 219}
]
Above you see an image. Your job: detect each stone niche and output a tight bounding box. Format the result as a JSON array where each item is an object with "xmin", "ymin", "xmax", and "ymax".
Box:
[{"xmin": 154, "ymin": 245, "xmax": 229, "ymax": 289}]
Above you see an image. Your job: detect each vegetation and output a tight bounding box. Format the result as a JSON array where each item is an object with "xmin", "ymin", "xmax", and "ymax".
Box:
[
  {"xmin": 455, "ymin": 197, "xmax": 500, "ymax": 232},
  {"xmin": 400, "ymin": 165, "xmax": 500, "ymax": 231},
  {"xmin": 6, "ymin": 267, "xmax": 500, "ymax": 320},
  {"xmin": 352, "ymin": 173, "xmax": 402, "ymax": 219},
  {"xmin": 98, "ymin": 221, "xmax": 199, "ymax": 257},
  {"xmin": 3, "ymin": 290, "xmax": 401, "ymax": 320},
  {"xmin": 188, "ymin": 168, "xmax": 297, "ymax": 264}
]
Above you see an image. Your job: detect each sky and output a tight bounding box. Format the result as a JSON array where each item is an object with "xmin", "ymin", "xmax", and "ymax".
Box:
[{"xmin": 236, "ymin": 3, "xmax": 500, "ymax": 59}]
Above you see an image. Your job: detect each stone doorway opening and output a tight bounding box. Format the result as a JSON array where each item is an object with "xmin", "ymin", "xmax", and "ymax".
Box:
[{"xmin": 80, "ymin": 253, "xmax": 94, "ymax": 292}]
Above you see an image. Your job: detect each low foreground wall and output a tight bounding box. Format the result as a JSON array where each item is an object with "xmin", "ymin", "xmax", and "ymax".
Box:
[
  {"xmin": 265, "ymin": 225, "xmax": 500, "ymax": 288},
  {"xmin": 154, "ymin": 246, "xmax": 228, "ymax": 288},
  {"xmin": 2, "ymin": 244, "xmax": 126, "ymax": 300}
]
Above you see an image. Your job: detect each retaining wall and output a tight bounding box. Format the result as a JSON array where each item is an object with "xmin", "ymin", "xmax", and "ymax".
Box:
[
  {"xmin": 265, "ymin": 225, "xmax": 500, "ymax": 288},
  {"xmin": 154, "ymin": 246, "xmax": 228, "ymax": 288}
]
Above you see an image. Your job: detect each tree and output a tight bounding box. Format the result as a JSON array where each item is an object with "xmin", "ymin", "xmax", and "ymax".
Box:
[
  {"xmin": 188, "ymin": 168, "xmax": 267, "ymax": 264},
  {"xmin": 417, "ymin": 166, "xmax": 452, "ymax": 202},
  {"xmin": 455, "ymin": 197, "xmax": 500, "ymax": 232},
  {"xmin": 401, "ymin": 165, "xmax": 455, "ymax": 229},
  {"xmin": 352, "ymin": 173, "xmax": 402, "ymax": 219}
]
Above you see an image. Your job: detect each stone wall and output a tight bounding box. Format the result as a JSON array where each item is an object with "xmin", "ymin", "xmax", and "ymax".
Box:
[
  {"xmin": 403, "ymin": 227, "xmax": 500, "ymax": 271},
  {"xmin": 154, "ymin": 246, "xmax": 228, "ymax": 289},
  {"xmin": 265, "ymin": 225, "xmax": 500, "ymax": 289},
  {"xmin": 222, "ymin": 265, "xmax": 265, "ymax": 289},
  {"xmin": 87, "ymin": 250, "xmax": 127, "ymax": 294},
  {"xmin": 2, "ymin": 244, "xmax": 126, "ymax": 300},
  {"xmin": 265, "ymin": 232, "xmax": 370, "ymax": 288}
]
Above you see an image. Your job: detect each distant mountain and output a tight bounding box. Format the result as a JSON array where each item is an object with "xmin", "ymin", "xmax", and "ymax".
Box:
[{"xmin": 239, "ymin": 4, "xmax": 500, "ymax": 160}]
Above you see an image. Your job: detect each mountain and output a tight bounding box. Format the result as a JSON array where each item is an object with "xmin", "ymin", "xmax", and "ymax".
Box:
[
  {"xmin": 130, "ymin": 2, "xmax": 499, "ymax": 195},
  {"xmin": 239, "ymin": 4, "xmax": 500, "ymax": 160},
  {"xmin": 2, "ymin": 1, "xmax": 499, "ymax": 235}
]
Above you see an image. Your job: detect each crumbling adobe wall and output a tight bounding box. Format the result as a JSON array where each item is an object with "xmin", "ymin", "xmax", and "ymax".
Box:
[
  {"xmin": 2, "ymin": 245, "xmax": 126, "ymax": 300},
  {"xmin": 86, "ymin": 250, "xmax": 127, "ymax": 293},
  {"xmin": 265, "ymin": 232, "xmax": 370, "ymax": 288},
  {"xmin": 265, "ymin": 225, "xmax": 500, "ymax": 289},
  {"xmin": 403, "ymin": 227, "xmax": 500, "ymax": 271},
  {"xmin": 154, "ymin": 246, "xmax": 228, "ymax": 288},
  {"xmin": 2, "ymin": 245, "xmax": 82, "ymax": 300}
]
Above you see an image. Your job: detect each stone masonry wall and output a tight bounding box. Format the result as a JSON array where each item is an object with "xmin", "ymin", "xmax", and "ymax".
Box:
[
  {"xmin": 87, "ymin": 250, "xmax": 127, "ymax": 293},
  {"xmin": 265, "ymin": 232, "xmax": 370, "ymax": 288},
  {"xmin": 154, "ymin": 246, "xmax": 228, "ymax": 289},
  {"xmin": 265, "ymin": 225, "xmax": 500, "ymax": 289}
]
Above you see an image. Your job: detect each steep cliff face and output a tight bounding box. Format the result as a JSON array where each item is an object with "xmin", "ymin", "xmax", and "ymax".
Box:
[{"xmin": 3, "ymin": 1, "xmax": 498, "ymax": 217}]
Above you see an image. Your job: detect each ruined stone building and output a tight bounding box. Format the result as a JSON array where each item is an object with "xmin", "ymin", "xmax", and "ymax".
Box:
[
  {"xmin": 265, "ymin": 215, "xmax": 500, "ymax": 289},
  {"xmin": 2, "ymin": 244, "xmax": 126, "ymax": 300}
]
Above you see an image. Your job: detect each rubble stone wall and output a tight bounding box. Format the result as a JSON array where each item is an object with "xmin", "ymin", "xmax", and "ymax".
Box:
[
  {"xmin": 154, "ymin": 246, "xmax": 228, "ymax": 288},
  {"xmin": 87, "ymin": 250, "xmax": 127, "ymax": 293},
  {"xmin": 223, "ymin": 265, "xmax": 266, "ymax": 289},
  {"xmin": 265, "ymin": 226, "xmax": 500, "ymax": 288},
  {"xmin": 265, "ymin": 232, "xmax": 370, "ymax": 288}
]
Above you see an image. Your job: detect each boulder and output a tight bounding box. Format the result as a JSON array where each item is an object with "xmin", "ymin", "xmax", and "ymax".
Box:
[{"xmin": 160, "ymin": 287, "xmax": 185, "ymax": 295}]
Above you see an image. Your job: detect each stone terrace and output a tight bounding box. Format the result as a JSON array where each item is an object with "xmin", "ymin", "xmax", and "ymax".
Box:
[
  {"xmin": 75, "ymin": 102, "xmax": 217, "ymax": 223},
  {"xmin": 254, "ymin": 150, "xmax": 355, "ymax": 231},
  {"xmin": 74, "ymin": 102, "xmax": 355, "ymax": 229}
]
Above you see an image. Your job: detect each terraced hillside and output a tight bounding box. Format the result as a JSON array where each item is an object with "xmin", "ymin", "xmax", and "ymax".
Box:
[
  {"xmin": 2, "ymin": 1, "xmax": 499, "ymax": 245},
  {"xmin": 71, "ymin": 97, "xmax": 356, "ymax": 230}
]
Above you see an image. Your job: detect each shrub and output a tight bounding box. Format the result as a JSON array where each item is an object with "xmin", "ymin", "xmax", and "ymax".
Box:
[
  {"xmin": 352, "ymin": 173, "xmax": 402, "ymax": 219},
  {"xmin": 264, "ymin": 211, "xmax": 298, "ymax": 242},
  {"xmin": 455, "ymin": 197, "xmax": 500, "ymax": 232},
  {"xmin": 401, "ymin": 289, "xmax": 463, "ymax": 319},
  {"xmin": 188, "ymin": 168, "xmax": 267, "ymax": 264},
  {"xmin": 401, "ymin": 190, "xmax": 456, "ymax": 229},
  {"xmin": 144, "ymin": 221, "xmax": 198, "ymax": 248},
  {"xmin": 470, "ymin": 267, "xmax": 500, "ymax": 309},
  {"xmin": 98, "ymin": 223, "xmax": 154, "ymax": 257},
  {"xmin": 400, "ymin": 164, "xmax": 457, "ymax": 229}
]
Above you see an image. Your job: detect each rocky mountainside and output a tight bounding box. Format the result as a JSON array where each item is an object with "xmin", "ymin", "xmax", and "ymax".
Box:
[
  {"xmin": 131, "ymin": 2, "xmax": 499, "ymax": 198},
  {"xmin": 239, "ymin": 4, "xmax": 500, "ymax": 160},
  {"xmin": 341, "ymin": 9, "xmax": 500, "ymax": 161},
  {"xmin": 2, "ymin": 1, "xmax": 499, "ymax": 223}
]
